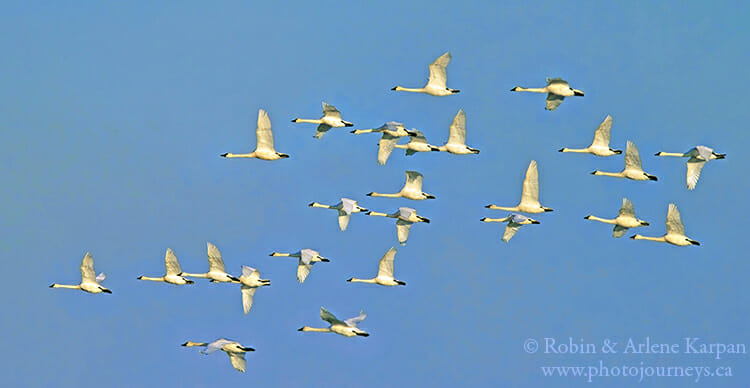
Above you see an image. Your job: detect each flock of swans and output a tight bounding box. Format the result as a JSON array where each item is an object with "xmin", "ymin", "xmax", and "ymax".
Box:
[{"xmin": 49, "ymin": 51, "xmax": 724, "ymax": 372}]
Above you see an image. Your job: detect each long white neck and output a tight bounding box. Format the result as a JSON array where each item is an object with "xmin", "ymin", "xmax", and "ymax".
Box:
[
  {"xmin": 309, "ymin": 202, "xmax": 334, "ymax": 209},
  {"xmin": 655, "ymin": 152, "xmax": 685, "ymax": 157},
  {"xmin": 367, "ymin": 211, "xmax": 396, "ymax": 218},
  {"xmin": 486, "ymin": 205, "xmax": 519, "ymax": 211},
  {"xmin": 222, "ymin": 152, "xmax": 256, "ymax": 158},
  {"xmin": 138, "ymin": 276, "xmax": 166, "ymax": 282},
  {"xmin": 559, "ymin": 147, "xmax": 589, "ymax": 153},
  {"xmin": 393, "ymin": 86, "xmax": 426, "ymax": 93},
  {"xmin": 294, "ymin": 118, "xmax": 323, "ymax": 124},
  {"xmin": 632, "ymin": 235, "xmax": 666, "ymax": 242},
  {"xmin": 349, "ymin": 277, "xmax": 377, "ymax": 284},
  {"xmin": 270, "ymin": 252, "xmax": 301, "ymax": 258},
  {"xmin": 299, "ymin": 327, "xmax": 331, "ymax": 333},
  {"xmin": 393, "ymin": 144, "xmax": 408, "ymax": 150},
  {"xmin": 513, "ymin": 87, "xmax": 547, "ymax": 93},
  {"xmin": 592, "ymin": 171, "xmax": 624, "ymax": 178},
  {"xmin": 182, "ymin": 341, "xmax": 209, "ymax": 347},
  {"xmin": 368, "ymin": 192, "xmax": 401, "ymax": 198},
  {"xmin": 50, "ymin": 284, "xmax": 81, "ymax": 290},
  {"xmin": 480, "ymin": 217, "xmax": 507, "ymax": 223},
  {"xmin": 352, "ymin": 128, "xmax": 377, "ymax": 134},
  {"xmin": 180, "ymin": 272, "xmax": 209, "ymax": 278},
  {"xmin": 585, "ymin": 215, "xmax": 616, "ymax": 224}
]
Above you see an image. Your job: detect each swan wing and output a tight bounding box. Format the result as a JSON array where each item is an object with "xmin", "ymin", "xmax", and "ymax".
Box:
[
  {"xmin": 520, "ymin": 160, "xmax": 540, "ymax": 206},
  {"xmin": 409, "ymin": 130, "xmax": 428, "ymax": 144},
  {"xmin": 322, "ymin": 102, "xmax": 342, "ymax": 119},
  {"xmin": 320, "ymin": 306, "xmax": 344, "ymax": 325},
  {"xmin": 344, "ymin": 310, "xmax": 367, "ymax": 327},
  {"xmin": 591, "ymin": 115, "xmax": 613, "ymax": 147},
  {"xmin": 241, "ymin": 285, "xmax": 257, "ymax": 314},
  {"xmin": 164, "ymin": 248, "xmax": 181, "ymax": 276},
  {"xmin": 255, "ymin": 109, "xmax": 274, "ymax": 152},
  {"xmin": 396, "ymin": 219, "xmax": 412, "ymax": 245},
  {"xmin": 545, "ymin": 93, "xmax": 564, "ymax": 111},
  {"xmin": 665, "ymin": 203, "xmax": 686, "ymax": 236},
  {"xmin": 203, "ymin": 339, "xmax": 233, "ymax": 355},
  {"xmin": 427, "ymin": 52, "xmax": 451, "ymax": 88},
  {"xmin": 207, "ymin": 242, "xmax": 226, "ymax": 273},
  {"xmin": 80, "ymin": 252, "xmax": 96, "ymax": 283},
  {"xmin": 612, "ymin": 225, "xmax": 629, "ymax": 238},
  {"xmin": 227, "ymin": 352, "xmax": 247, "ymax": 373},
  {"xmin": 618, "ymin": 198, "xmax": 635, "ymax": 218},
  {"xmin": 546, "ymin": 77, "xmax": 568, "ymax": 86},
  {"xmin": 377, "ymin": 133, "xmax": 398, "ymax": 165},
  {"xmin": 241, "ymin": 265, "xmax": 260, "ymax": 280},
  {"xmin": 95, "ymin": 273, "xmax": 106, "ymax": 282},
  {"xmin": 314, "ymin": 124, "xmax": 332, "ymax": 139},
  {"xmin": 297, "ymin": 262, "xmax": 312, "ymax": 283},
  {"xmin": 624, "ymin": 141, "xmax": 644, "ymax": 171},
  {"xmin": 337, "ymin": 209, "xmax": 351, "ymax": 231},
  {"xmin": 448, "ymin": 109, "xmax": 466, "ymax": 145},
  {"xmin": 377, "ymin": 247, "xmax": 397, "ymax": 278},
  {"xmin": 686, "ymin": 160, "xmax": 706, "ymax": 190},
  {"xmin": 502, "ymin": 223, "xmax": 521, "ymax": 242},
  {"xmin": 403, "ymin": 170, "xmax": 424, "ymax": 192}
]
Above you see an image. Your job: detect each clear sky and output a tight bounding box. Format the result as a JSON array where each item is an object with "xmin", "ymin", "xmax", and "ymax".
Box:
[{"xmin": 0, "ymin": 1, "xmax": 748, "ymax": 387}]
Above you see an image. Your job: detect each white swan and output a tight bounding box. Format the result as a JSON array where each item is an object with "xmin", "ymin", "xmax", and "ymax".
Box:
[
  {"xmin": 511, "ymin": 77, "xmax": 584, "ymax": 111},
  {"xmin": 298, "ymin": 307, "xmax": 369, "ymax": 337},
  {"xmin": 486, "ymin": 160, "xmax": 553, "ymax": 213},
  {"xmin": 391, "ymin": 129, "xmax": 440, "ymax": 159},
  {"xmin": 435, "ymin": 109, "xmax": 480, "ymax": 154},
  {"xmin": 308, "ymin": 198, "xmax": 368, "ymax": 231},
  {"xmin": 220, "ymin": 109, "xmax": 289, "ymax": 160},
  {"xmin": 391, "ymin": 52, "xmax": 460, "ymax": 96},
  {"xmin": 50, "ymin": 252, "xmax": 111, "ymax": 294},
  {"xmin": 558, "ymin": 115, "xmax": 622, "ymax": 156},
  {"xmin": 584, "ymin": 198, "xmax": 649, "ymax": 238},
  {"xmin": 480, "ymin": 214, "xmax": 540, "ymax": 242},
  {"xmin": 181, "ymin": 242, "xmax": 240, "ymax": 283},
  {"xmin": 366, "ymin": 207, "xmax": 429, "ymax": 245},
  {"xmin": 347, "ymin": 247, "xmax": 405, "ymax": 286},
  {"xmin": 137, "ymin": 248, "xmax": 194, "ymax": 285},
  {"xmin": 351, "ymin": 121, "xmax": 413, "ymax": 165},
  {"xmin": 230, "ymin": 266, "xmax": 270, "ymax": 314},
  {"xmin": 292, "ymin": 102, "xmax": 353, "ymax": 139},
  {"xmin": 631, "ymin": 203, "xmax": 700, "ymax": 246},
  {"xmin": 270, "ymin": 249, "xmax": 329, "ymax": 283},
  {"xmin": 655, "ymin": 146, "xmax": 725, "ymax": 190},
  {"xmin": 366, "ymin": 170, "xmax": 435, "ymax": 200},
  {"xmin": 591, "ymin": 141, "xmax": 658, "ymax": 181},
  {"xmin": 181, "ymin": 339, "xmax": 255, "ymax": 372}
]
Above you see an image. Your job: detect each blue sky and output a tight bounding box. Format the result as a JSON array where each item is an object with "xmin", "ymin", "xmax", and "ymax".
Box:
[{"xmin": 0, "ymin": 1, "xmax": 748, "ymax": 387}]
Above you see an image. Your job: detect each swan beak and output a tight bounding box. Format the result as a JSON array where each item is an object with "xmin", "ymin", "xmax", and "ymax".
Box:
[
  {"xmin": 419, "ymin": 216, "xmax": 431, "ymax": 223},
  {"xmin": 349, "ymin": 130, "xmax": 356, "ymax": 133},
  {"xmin": 102, "ymin": 289, "xmax": 112, "ymax": 294},
  {"xmin": 654, "ymin": 152, "xmax": 662, "ymax": 156},
  {"xmin": 530, "ymin": 220, "xmax": 541, "ymax": 224},
  {"xmin": 406, "ymin": 131, "xmax": 418, "ymax": 136},
  {"xmin": 291, "ymin": 118, "xmax": 298, "ymax": 122},
  {"xmin": 181, "ymin": 342, "xmax": 189, "ymax": 346},
  {"xmin": 320, "ymin": 258, "xmax": 330, "ymax": 262},
  {"xmin": 344, "ymin": 122, "xmax": 354, "ymax": 127},
  {"xmin": 510, "ymin": 86, "xmax": 520, "ymax": 92},
  {"xmin": 308, "ymin": 202, "xmax": 315, "ymax": 207},
  {"xmin": 425, "ymin": 194, "xmax": 436, "ymax": 199},
  {"xmin": 640, "ymin": 222, "xmax": 650, "ymax": 226},
  {"xmin": 278, "ymin": 153, "xmax": 290, "ymax": 158},
  {"xmin": 391, "ymin": 86, "xmax": 398, "ymax": 91},
  {"xmin": 359, "ymin": 208, "xmax": 369, "ymax": 212},
  {"xmin": 574, "ymin": 90, "xmax": 584, "ymax": 96},
  {"xmin": 452, "ymin": 89, "xmax": 461, "ymax": 93},
  {"xmin": 647, "ymin": 175, "xmax": 658, "ymax": 181},
  {"xmin": 49, "ymin": 284, "xmax": 55, "ymax": 288},
  {"xmin": 558, "ymin": 148, "xmax": 565, "ymax": 152},
  {"xmin": 543, "ymin": 208, "xmax": 554, "ymax": 212},
  {"xmin": 689, "ymin": 240, "xmax": 701, "ymax": 246},
  {"xmin": 715, "ymin": 153, "xmax": 726, "ymax": 159},
  {"xmin": 484, "ymin": 204, "xmax": 493, "ymax": 208},
  {"xmin": 590, "ymin": 171, "xmax": 598, "ymax": 175},
  {"xmin": 355, "ymin": 332, "xmax": 370, "ymax": 337},
  {"xmin": 220, "ymin": 153, "xmax": 228, "ymax": 157},
  {"xmin": 366, "ymin": 192, "xmax": 374, "ymax": 196},
  {"xmin": 229, "ymin": 276, "xmax": 240, "ymax": 282},
  {"xmin": 613, "ymin": 150, "xmax": 623, "ymax": 154},
  {"xmin": 136, "ymin": 276, "xmax": 143, "ymax": 280},
  {"xmin": 584, "ymin": 215, "xmax": 591, "ymax": 219},
  {"xmin": 346, "ymin": 278, "xmax": 353, "ymax": 282},
  {"xmin": 364, "ymin": 211, "xmax": 372, "ymax": 215},
  {"xmin": 297, "ymin": 327, "xmax": 305, "ymax": 331},
  {"xmin": 241, "ymin": 347, "xmax": 255, "ymax": 352},
  {"xmin": 480, "ymin": 217, "xmax": 487, "ymax": 222},
  {"xmin": 629, "ymin": 235, "xmax": 637, "ymax": 239}
]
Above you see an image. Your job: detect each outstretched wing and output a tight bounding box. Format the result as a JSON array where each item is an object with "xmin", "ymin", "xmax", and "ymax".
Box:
[
  {"xmin": 591, "ymin": 115, "xmax": 613, "ymax": 147},
  {"xmin": 297, "ymin": 262, "xmax": 312, "ymax": 283},
  {"xmin": 396, "ymin": 219, "xmax": 412, "ymax": 245},
  {"xmin": 448, "ymin": 109, "xmax": 466, "ymax": 145},
  {"xmin": 241, "ymin": 285, "xmax": 257, "ymax": 314},
  {"xmin": 80, "ymin": 252, "xmax": 96, "ymax": 283},
  {"xmin": 377, "ymin": 133, "xmax": 398, "ymax": 165},
  {"xmin": 255, "ymin": 109, "xmax": 274, "ymax": 151},
  {"xmin": 95, "ymin": 273, "xmax": 106, "ymax": 282},
  {"xmin": 618, "ymin": 198, "xmax": 635, "ymax": 218},
  {"xmin": 403, "ymin": 170, "xmax": 424, "ymax": 192},
  {"xmin": 337, "ymin": 210, "xmax": 351, "ymax": 231},
  {"xmin": 344, "ymin": 310, "xmax": 367, "ymax": 327},
  {"xmin": 686, "ymin": 160, "xmax": 706, "ymax": 190},
  {"xmin": 502, "ymin": 224, "xmax": 521, "ymax": 242},
  {"xmin": 410, "ymin": 130, "xmax": 428, "ymax": 144},
  {"xmin": 164, "ymin": 248, "xmax": 181, "ymax": 276},
  {"xmin": 665, "ymin": 203, "xmax": 686, "ymax": 236},
  {"xmin": 612, "ymin": 225, "xmax": 629, "ymax": 238},
  {"xmin": 227, "ymin": 352, "xmax": 247, "ymax": 373},
  {"xmin": 320, "ymin": 306, "xmax": 344, "ymax": 325},
  {"xmin": 377, "ymin": 247, "xmax": 397, "ymax": 278},
  {"xmin": 314, "ymin": 124, "xmax": 332, "ymax": 139},
  {"xmin": 546, "ymin": 77, "xmax": 568, "ymax": 85},
  {"xmin": 203, "ymin": 339, "xmax": 233, "ymax": 355},
  {"xmin": 624, "ymin": 141, "xmax": 643, "ymax": 171},
  {"xmin": 241, "ymin": 265, "xmax": 260, "ymax": 280},
  {"xmin": 545, "ymin": 93, "xmax": 564, "ymax": 111},
  {"xmin": 427, "ymin": 52, "xmax": 451, "ymax": 89},
  {"xmin": 207, "ymin": 242, "xmax": 226, "ymax": 273},
  {"xmin": 520, "ymin": 160, "xmax": 540, "ymax": 206},
  {"xmin": 322, "ymin": 102, "xmax": 342, "ymax": 119}
]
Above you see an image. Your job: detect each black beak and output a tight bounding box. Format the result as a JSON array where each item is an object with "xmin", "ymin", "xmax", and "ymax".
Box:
[
  {"xmin": 530, "ymin": 220, "xmax": 540, "ymax": 224},
  {"xmin": 584, "ymin": 215, "xmax": 591, "ymax": 219},
  {"xmin": 278, "ymin": 153, "xmax": 290, "ymax": 158},
  {"xmin": 574, "ymin": 90, "xmax": 584, "ymax": 96},
  {"xmin": 181, "ymin": 342, "xmax": 189, "ymax": 346},
  {"xmin": 689, "ymin": 240, "xmax": 701, "ymax": 246},
  {"xmin": 406, "ymin": 131, "xmax": 418, "ymax": 136},
  {"xmin": 640, "ymin": 222, "xmax": 650, "ymax": 226},
  {"xmin": 291, "ymin": 118, "xmax": 298, "ymax": 122},
  {"xmin": 297, "ymin": 327, "xmax": 305, "ymax": 331},
  {"xmin": 366, "ymin": 192, "xmax": 374, "ymax": 196},
  {"xmin": 558, "ymin": 148, "xmax": 565, "ymax": 152},
  {"xmin": 241, "ymin": 347, "xmax": 255, "ymax": 352},
  {"xmin": 102, "ymin": 289, "xmax": 112, "ymax": 294},
  {"xmin": 629, "ymin": 235, "xmax": 637, "ymax": 239},
  {"xmin": 613, "ymin": 149, "xmax": 623, "ymax": 154},
  {"xmin": 425, "ymin": 194, "xmax": 436, "ymax": 199},
  {"xmin": 320, "ymin": 258, "xmax": 330, "ymax": 262},
  {"xmin": 307, "ymin": 202, "xmax": 314, "ymax": 207},
  {"xmin": 510, "ymin": 86, "xmax": 520, "ymax": 91},
  {"xmin": 344, "ymin": 123, "xmax": 354, "ymax": 127},
  {"xmin": 391, "ymin": 86, "xmax": 398, "ymax": 91},
  {"xmin": 356, "ymin": 332, "xmax": 370, "ymax": 337},
  {"xmin": 715, "ymin": 153, "xmax": 726, "ymax": 159},
  {"xmin": 220, "ymin": 153, "xmax": 228, "ymax": 157},
  {"xmin": 346, "ymin": 278, "xmax": 353, "ymax": 282},
  {"xmin": 647, "ymin": 175, "xmax": 658, "ymax": 181},
  {"xmin": 419, "ymin": 217, "xmax": 430, "ymax": 223},
  {"xmin": 590, "ymin": 171, "xmax": 598, "ymax": 175},
  {"xmin": 229, "ymin": 276, "xmax": 240, "ymax": 282},
  {"xmin": 137, "ymin": 276, "xmax": 143, "ymax": 280},
  {"xmin": 480, "ymin": 217, "xmax": 487, "ymax": 222}
]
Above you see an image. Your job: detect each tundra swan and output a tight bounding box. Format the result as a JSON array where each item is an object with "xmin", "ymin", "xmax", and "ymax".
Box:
[
  {"xmin": 220, "ymin": 109, "xmax": 289, "ymax": 160},
  {"xmin": 486, "ymin": 160, "xmax": 553, "ymax": 213},
  {"xmin": 347, "ymin": 247, "xmax": 405, "ymax": 286},
  {"xmin": 181, "ymin": 242, "xmax": 240, "ymax": 283},
  {"xmin": 298, "ymin": 307, "xmax": 369, "ymax": 337},
  {"xmin": 270, "ymin": 249, "xmax": 329, "ymax": 283},
  {"xmin": 366, "ymin": 207, "xmax": 429, "ymax": 245},
  {"xmin": 591, "ymin": 141, "xmax": 658, "ymax": 181},
  {"xmin": 351, "ymin": 121, "xmax": 412, "ymax": 165},
  {"xmin": 480, "ymin": 214, "xmax": 540, "ymax": 242},
  {"xmin": 137, "ymin": 248, "xmax": 194, "ymax": 285},
  {"xmin": 630, "ymin": 203, "xmax": 700, "ymax": 246},
  {"xmin": 230, "ymin": 266, "xmax": 270, "ymax": 314},
  {"xmin": 584, "ymin": 198, "xmax": 649, "ymax": 238},
  {"xmin": 391, "ymin": 52, "xmax": 460, "ymax": 96},
  {"xmin": 511, "ymin": 77, "xmax": 584, "ymax": 111},
  {"xmin": 308, "ymin": 198, "xmax": 368, "ymax": 231},
  {"xmin": 391, "ymin": 129, "xmax": 440, "ymax": 159},
  {"xmin": 655, "ymin": 146, "xmax": 725, "ymax": 190},
  {"xmin": 435, "ymin": 109, "xmax": 480, "ymax": 154},
  {"xmin": 292, "ymin": 102, "xmax": 353, "ymax": 139},
  {"xmin": 558, "ymin": 115, "xmax": 622, "ymax": 156},
  {"xmin": 49, "ymin": 252, "xmax": 111, "ymax": 294},
  {"xmin": 366, "ymin": 170, "xmax": 435, "ymax": 200},
  {"xmin": 181, "ymin": 339, "xmax": 255, "ymax": 372}
]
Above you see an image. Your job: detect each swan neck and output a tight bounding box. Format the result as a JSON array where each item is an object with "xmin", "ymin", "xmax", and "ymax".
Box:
[
  {"xmin": 394, "ymin": 86, "xmax": 425, "ymax": 92},
  {"xmin": 593, "ymin": 171, "xmax": 622, "ymax": 177},
  {"xmin": 300, "ymin": 327, "xmax": 330, "ymax": 333},
  {"xmin": 656, "ymin": 152, "xmax": 685, "ymax": 157},
  {"xmin": 223, "ymin": 152, "xmax": 256, "ymax": 158},
  {"xmin": 633, "ymin": 235, "xmax": 665, "ymax": 242},
  {"xmin": 487, "ymin": 205, "xmax": 516, "ymax": 211},
  {"xmin": 51, "ymin": 284, "xmax": 80, "ymax": 289},
  {"xmin": 138, "ymin": 276, "xmax": 165, "ymax": 282},
  {"xmin": 515, "ymin": 87, "xmax": 547, "ymax": 93},
  {"xmin": 180, "ymin": 272, "xmax": 208, "ymax": 278},
  {"xmin": 561, "ymin": 148, "xmax": 588, "ymax": 153},
  {"xmin": 295, "ymin": 118, "xmax": 322, "ymax": 124},
  {"xmin": 587, "ymin": 215, "xmax": 616, "ymax": 224},
  {"xmin": 349, "ymin": 278, "xmax": 377, "ymax": 284},
  {"xmin": 369, "ymin": 192, "xmax": 400, "ymax": 198}
]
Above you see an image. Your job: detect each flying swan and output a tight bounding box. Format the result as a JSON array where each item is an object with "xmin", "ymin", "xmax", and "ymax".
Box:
[
  {"xmin": 366, "ymin": 207, "xmax": 430, "ymax": 245},
  {"xmin": 270, "ymin": 249, "xmax": 329, "ymax": 283},
  {"xmin": 591, "ymin": 141, "xmax": 658, "ymax": 181},
  {"xmin": 292, "ymin": 102, "xmax": 353, "ymax": 139},
  {"xmin": 511, "ymin": 77, "xmax": 584, "ymax": 111},
  {"xmin": 308, "ymin": 198, "xmax": 368, "ymax": 231},
  {"xmin": 298, "ymin": 307, "xmax": 369, "ymax": 337},
  {"xmin": 480, "ymin": 214, "xmax": 540, "ymax": 242},
  {"xmin": 584, "ymin": 198, "xmax": 649, "ymax": 238},
  {"xmin": 49, "ymin": 252, "xmax": 111, "ymax": 294},
  {"xmin": 434, "ymin": 109, "xmax": 480, "ymax": 154},
  {"xmin": 630, "ymin": 203, "xmax": 700, "ymax": 246},
  {"xmin": 366, "ymin": 170, "xmax": 435, "ymax": 200},
  {"xmin": 220, "ymin": 109, "xmax": 289, "ymax": 160},
  {"xmin": 230, "ymin": 266, "xmax": 270, "ymax": 314},
  {"xmin": 181, "ymin": 242, "xmax": 240, "ymax": 283},
  {"xmin": 181, "ymin": 339, "xmax": 255, "ymax": 373},
  {"xmin": 486, "ymin": 160, "xmax": 553, "ymax": 213},
  {"xmin": 391, "ymin": 52, "xmax": 460, "ymax": 96},
  {"xmin": 558, "ymin": 115, "xmax": 622, "ymax": 156},
  {"xmin": 654, "ymin": 145, "xmax": 725, "ymax": 190},
  {"xmin": 137, "ymin": 248, "xmax": 194, "ymax": 285},
  {"xmin": 347, "ymin": 247, "xmax": 406, "ymax": 286}
]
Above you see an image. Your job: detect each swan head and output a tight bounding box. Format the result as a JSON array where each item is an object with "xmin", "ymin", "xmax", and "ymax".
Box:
[
  {"xmin": 612, "ymin": 149, "xmax": 623, "ymax": 154},
  {"xmin": 480, "ymin": 217, "xmax": 488, "ymax": 222},
  {"xmin": 365, "ymin": 192, "xmax": 374, "ymax": 196},
  {"xmin": 572, "ymin": 88, "xmax": 584, "ymax": 96},
  {"xmin": 584, "ymin": 215, "xmax": 591, "ymax": 219},
  {"xmin": 449, "ymin": 88, "xmax": 460, "ymax": 93},
  {"xmin": 136, "ymin": 275, "xmax": 143, "ymax": 280},
  {"xmin": 220, "ymin": 153, "xmax": 229, "ymax": 157},
  {"xmin": 687, "ymin": 239, "xmax": 700, "ymax": 246},
  {"xmin": 646, "ymin": 174, "xmax": 658, "ymax": 181},
  {"xmin": 542, "ymin": 207, "xmax": 554, "ymax": 212},
  {"xmin": 558, "ymin": 148, "xmax": 566, "ymax": 152},
  {"xmin": 346, "ymin": 277, "xmax": 353, "ymax": 282},
  {"xmin": 713, "ymin": 153, "xmax": 726, "ymax": 159},
  {"xmin": 629, "ymin": 235, "xmax": 639, "ymax": 240},
  {"xmin": 529, "ymin": 219, "xmax": 541, "ymax": 224},
  {"xmin": 100, "ymin": 288, "xmax": 112, "ymax": 294},
  {"xmin": 276, "ymin": 153, "xmax": 290, "ymax": 158},
  {"xmin": 343, "ymin": 121, "xmax": 354, "ymax": 127},
  {"xmin": 590, "ymin": 170, "xmax": 599, "ymax": 175},
  {"xmin": 395, "ymin": 280, "xmax": 406, "ymax": 286},
  {"xmin": 639, "ymin": 221, "xmax": 650, "ymax": 226},
  {"xmin": 424, "ymin": 194, "xmax": 436, "ymax": 199},
  {"xmin": 239, "ymin": 346, "xmax": 255, "ymax": 352},
  {"xmin": 291, "ymin": 118, "xmax": 300, "ymax": 123},
  {"xmin": 510, "ymin": 86, "xmax": 521, "ymax": 92},
  {"xmin": 417, "ymin": 216, "xmax": 430, "ymax": 223},
  {"xmin": 297, "ymin": 327, "xmax": 306, "ymax": 331}
]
